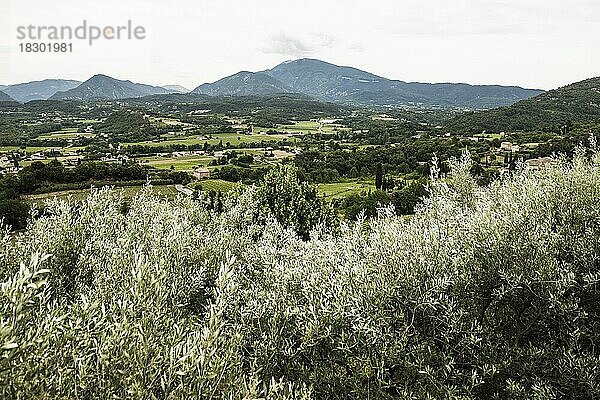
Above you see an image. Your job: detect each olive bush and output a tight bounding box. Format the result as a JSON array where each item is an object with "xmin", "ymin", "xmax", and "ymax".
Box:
[{"xmin": 1, "ymin": 149, "xmax": 600, "ymax": 398}]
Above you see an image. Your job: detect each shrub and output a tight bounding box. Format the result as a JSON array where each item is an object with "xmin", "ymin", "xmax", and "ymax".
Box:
[{"xmin": 1, "ymin": 148, "xmax": 600, "ymax": 398}]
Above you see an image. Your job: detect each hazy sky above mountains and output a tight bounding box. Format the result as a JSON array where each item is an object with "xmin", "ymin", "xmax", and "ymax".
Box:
[{"xmin": 1, "ymin": 0, "xmax": 598, "ymax": 90}]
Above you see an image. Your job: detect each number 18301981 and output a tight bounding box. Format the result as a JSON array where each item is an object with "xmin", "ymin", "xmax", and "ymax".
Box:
[{"xmin": 19, "ymin": 43, "xmax": 72, "ymax": 52}]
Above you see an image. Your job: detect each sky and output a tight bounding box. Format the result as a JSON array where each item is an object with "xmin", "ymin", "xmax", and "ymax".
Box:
[{"xmin": 0, "ymin": 0, "xmax": 598, "ymax": 90}]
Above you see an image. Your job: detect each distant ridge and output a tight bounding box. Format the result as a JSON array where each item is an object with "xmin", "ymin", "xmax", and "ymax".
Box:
[
  {"xmin": 193, "ymin": 71, "xmax": 293, "ymax": 96},
  {"xmin": 445, "ymin": 77, "xmax": 600, "ymax": 133},
  {"xmin": 162, "ymin": 85, "xmax": 190, "ymax": 93},
  {"xmin": 263, "ymin": 58, "xmax": 544, "ymax": 109},
  {"xmin": 50, "ymin": 74, "xmax": 171, "ymax": 101},
  {"xmin": 2, "ymin": 79, "xmax": 81, "ymax": 102}
]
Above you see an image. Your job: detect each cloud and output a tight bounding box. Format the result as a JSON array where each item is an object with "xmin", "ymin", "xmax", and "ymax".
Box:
[
  {"xmin": 262, "ymin": 31, "xmax": 337, "ymax": 57},
  {"xmin": 310, "ymin": 32, "xmax": 337, "ymax": 48},
  {"xmin": 348, "ymin": 42, "xmax": 365, "ymax": 53}
]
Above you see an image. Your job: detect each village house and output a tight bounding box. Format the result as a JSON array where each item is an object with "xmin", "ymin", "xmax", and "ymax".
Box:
[
  {"xmin": 30, "ymin": 153, "xmax": 46, "ymax": 161},
  {"xmin": 193, "ymin": 167, "xmax": 211, "ymax": 180},
  {"xmin": 500, "ymin": 141, "xmax": 512, "ymax": 151}
]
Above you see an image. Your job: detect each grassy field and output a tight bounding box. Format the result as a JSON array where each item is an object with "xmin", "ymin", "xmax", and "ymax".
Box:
[
  {"xmin": 138, "ymin": 155, "xmax": 214, "ymax": 171},
  {"xmin": 19, "ymin": 155, "xmax": 81, "ymax": 168},
  {"xmin": 38, "ymin": 133, "xmax": 95, "ymax": 139},
  {"xmin": 275, "ymin": 121, "xmax": 320, "ymax": 133},
  {"xmin": 25, "ymin": 184, "xmax": 179, "ymax": 204},
  {"xmin": 137, "ymin": 147, "xmax": 274, "ymax": 171},
  {"xmin": 125, "ymin": 132, "xmax": 291, "ymax": 148},
  {"xmin": 273, "ymin": 120, "xmax": 348, "ymax": 134},
  {"xmin": 189, "ymin": 179, "xmax": 239, "ymax": 192},
  {"xmin": 37, "ymin": 127, "xmax": 95, "ymax": 139},
  {"xmin": 0, "ymin": 145, "xmax": 85, "ymax": 154},
  {"xmin": 0, "ymin": 146, "xmax": 59, "ymax": 153},
  {"xmin": 317, "ymin": 180, "xmax": 375, "ymax": 198}
]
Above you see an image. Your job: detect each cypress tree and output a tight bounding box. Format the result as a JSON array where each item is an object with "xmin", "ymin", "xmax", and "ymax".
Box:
[{"xmin": 375, "ymin": 163, "xmax": 383, "ymax": 190}]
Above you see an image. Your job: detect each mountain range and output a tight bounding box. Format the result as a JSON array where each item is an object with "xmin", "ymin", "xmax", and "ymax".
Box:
[
  {"xmin": 1, "ymin": 79, "xmax": 81, "ymax": 102},
  {"xmin": 49, "ymin": 75, "xmax": 175, "ymax": 101},
  {"xmin": 193, "ymin": 59, "xmax": 544, "ymax": 109},
  {"xmin": 3, "ymin": 59, "xmax": 545, "ymax": 108},
  {"xmin": 445, "ymin": 77, "xmax": 600, "ymax": 133}
]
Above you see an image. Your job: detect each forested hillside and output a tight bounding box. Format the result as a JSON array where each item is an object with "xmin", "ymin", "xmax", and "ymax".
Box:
[
  {"xmin": 446, "ymin": 77, "xmax": 600, "ymax": 133},
  {"xmin": 2, "ymin": 148, "xmax": 600, "ymax": 398}
]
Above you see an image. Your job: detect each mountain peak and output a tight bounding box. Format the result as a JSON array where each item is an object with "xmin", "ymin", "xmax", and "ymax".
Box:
[
  {"xmin": 278, "ymin": 58, "xmax": 335, "ymax": 65},
  {"xmin": 193, "ymin": 71, "xmax": 292, "ymax": 96},
  {"xmin": 50, "ymin": 75, "xmax": 169, "ymax": 101},
  {"xmin": 88, "ymin": 74, "xmax": 127, "ymax": 83},
  {"xmin": 91, "ymin": 73, "xmax": 112, "ymax": 79}
]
